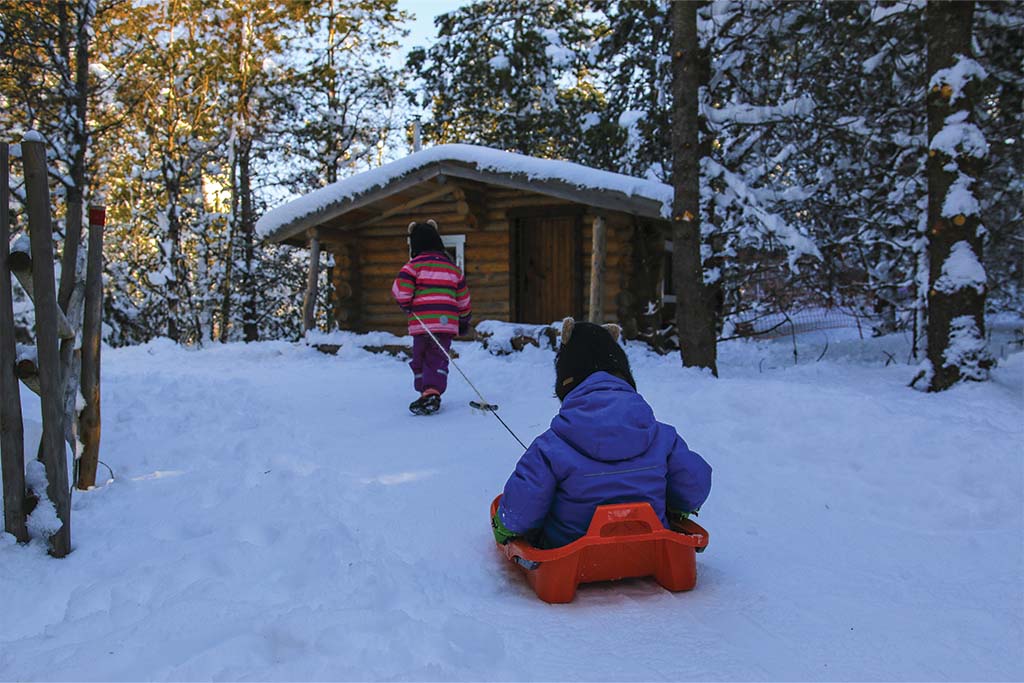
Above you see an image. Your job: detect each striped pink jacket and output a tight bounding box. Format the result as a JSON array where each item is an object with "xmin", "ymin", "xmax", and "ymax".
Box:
[{"xmin": 391, "ymin": 251, "xmax": 472, "ymax": 336}]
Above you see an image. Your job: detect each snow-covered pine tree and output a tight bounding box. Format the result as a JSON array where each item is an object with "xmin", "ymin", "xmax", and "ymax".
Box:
[
  {"xmin": 0, "ymin": 0, "xmax": 99, "ymax": 322},
  {"xmin": 99, "ymin": 1, "xmax": 225, "ymax": 344},
  {"xmin": 974, "ymin": 2, "xmax": 1023, "ymax": 317},
  {"xmin": 695, "ymin": 2, "xmax": 822, "ymax": 335},
  {"xmin": 407, "ymin": 0, "xmax": 601, "ymax": 158},
  {"xmin": 917, "ymin": 0, "xmax": 991, "ymax": 390},
  {"xmin": 583, "ymin": 0, "xmax": 671, "ymax": 179},
  {"xmin": 206, "ymin": 1, "xmax": 317, "ymax": 343},
  {"xmin": 838, "ymin": 2, "xmax": 927, "ymax": 339},
  {"xmin": 286, "ymin": 0, "xmax": 408, "ymax": 188},
  {"xmin": 270, "ymin": 0, "xmax": 409, "ymax": 335}
]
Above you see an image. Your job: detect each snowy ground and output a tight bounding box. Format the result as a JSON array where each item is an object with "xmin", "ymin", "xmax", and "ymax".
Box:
[{"xmin": 1, "ymin": 324, "xmax": 1022, "ymax": 681}]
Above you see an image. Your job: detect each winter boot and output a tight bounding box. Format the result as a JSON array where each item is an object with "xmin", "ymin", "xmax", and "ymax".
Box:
[{"xmin": 409, "ymin": 392, "xmax": 441, "ymax": 415}]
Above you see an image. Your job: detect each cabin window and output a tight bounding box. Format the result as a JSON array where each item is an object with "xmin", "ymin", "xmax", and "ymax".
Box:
[
  {"xmin": 662, "ymin": 240, "xmax": 676, "ymax": 303},
  {"xmin": 442, "ymin": 234, "xmax": 466, "ymax": 271}
]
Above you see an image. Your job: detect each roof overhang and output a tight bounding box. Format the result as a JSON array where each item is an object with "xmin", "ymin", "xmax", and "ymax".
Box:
[{"xmin": 257, "ymin": 145, "xmax": 672, "ymax": 244}]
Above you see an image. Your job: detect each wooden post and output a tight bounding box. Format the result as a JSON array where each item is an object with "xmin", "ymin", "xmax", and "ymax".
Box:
[
  {"xmin": 0, "ymin": 142, "xmax": 29, "ymax": 542},
  {"xmin": 588, "ymin": 214, "xmax": 607, "ymax": 323},
  {"xmin": 23, "ymin": 137, "xmax": 71, "ymax": 557},
  {"xmin": 77, "ymin": 205, "xmax": 104, "ymax": 489},
  {"xmin": 302, "ymin": 228, "xmax": 320, "ymax": 334}
]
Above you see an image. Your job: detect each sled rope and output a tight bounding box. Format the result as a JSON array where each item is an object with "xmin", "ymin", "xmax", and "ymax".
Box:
[{"xmin": 411, "ymin": 312, "xmax": 528, "ymax": 450}]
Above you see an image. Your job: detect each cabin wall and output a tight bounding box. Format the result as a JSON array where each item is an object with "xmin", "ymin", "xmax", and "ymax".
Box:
[{"xmin": 325, "ymin": 190, "xmax": 644, "ymax": 336}]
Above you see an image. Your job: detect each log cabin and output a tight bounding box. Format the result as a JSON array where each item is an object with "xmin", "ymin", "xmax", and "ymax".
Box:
[{"xmin": 257, "ymin": 144, "xmax": 675, "ymax": 338}]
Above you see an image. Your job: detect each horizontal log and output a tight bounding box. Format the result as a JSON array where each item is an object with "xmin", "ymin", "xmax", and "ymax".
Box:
[
  {"xmin": 357, "ymin": 257, "xmax": 509, "ymax": 279},
  {"xmin": 464, "ymin": 261, "xmax": 510, "ymax": 276},
  {"xmin": 360, "ymin": 282, "xmax": 509, "ymax": 307},
  {"xmin": 8, "ymin": 251, "xmax": 76, "ymax": 340},
  {"xmin": 489, "ymin": 196, "xmax": 576, "ymax": 210},
  {"xmin": 465, "ymin": 231, "xmax": 509, "ymax": 245},
  {"xmin": 15, "ymin": 350, "xmax": 41, "ymax": 397},
  {"xmin": 359, "ymin": 237, "xmax": 408, "ymax": 252},
  {"xmin": 464, "ymin": 246, "xmax": 509, "ymax": 262}
]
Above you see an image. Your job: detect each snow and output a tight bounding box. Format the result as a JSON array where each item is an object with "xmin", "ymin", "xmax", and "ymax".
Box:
[
  {"xmin": 24, "ymin": 459, "xmax": 61, "ymax": 540},
  {"xmin": 146, "ymin": 269, "xmax": 169, "ymax": 287},
  {"xmin": 475, "ymin": 320, "xmax": 558, "ymax": 353},
  {"xmin": 488, "ymin": 54, "xmax": 509, "ymax": 71},
  {"xmin": 10, "ymin": 233, "xmax": 30, "ymax": 256},
  {"xmin": 1, "ymin": 328, "xmax": 1022, "ymax": 680},
  {"xmin": 942, "ymin": 172, "xmax": 981, "ymax": 217},
  {"xmin": 930, "ymin": 111, "xmax": 988, "ymax": 160},
  {"xmin": 22, "ymin": 130, "xmax": 45, "ymax": 143},
  {"xmin": 255, "ymin": 144, "xmax": 675, "ymax": 240},
  {"xmin": 934, "ymin": 241, "xmax": 986, "ymax": 295},
  {"xmin": 617, "ymin": 109, "xmax": 646, "ymax": 129},
  {"xmin": 540, "ymin": 28, "xmax": 573, "ymax": 68},
  {"xmin": 870, "ymin": 0, "xmax": 925, "ymax": 23},
  {"xmin": 929, "ymin": 54, "xmax": 987, "ymax": 105},
  {"xmin": 943, "ymin": 315, "xmax": 990, "ymax": 381},
  {"xmin": 703, "ymin": 158, "xmax": 822, "ymax": 267},
  {"xmin": 703, "ymin": 96, "xmax": 815, "ymax": 127}
]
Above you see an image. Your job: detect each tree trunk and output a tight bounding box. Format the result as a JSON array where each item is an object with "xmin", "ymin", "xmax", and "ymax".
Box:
[
  {"xmin": 163, "ymin": 180, "xmax": 181, "ymax": 343},
  {"xmin": 0, "ymin": 143, "xmax": 29, "ymax": 543},
  {"xmin": 56, "ymin": 0, "xmax": 92, "ymax": 317},
  {"xmin": 239, "ymin": 140, "xmax": 258, "ymax": 342},
  {"xmin": 670, "ymin": 0, "xmax": 717, "ymax": 376},
  {"xmin": 922, "ymin": 0, "xmax": 989, "ymax": 391},
  {"xmin": 220, "ymin": 146, "xmax": 238, "ymax": 343}
]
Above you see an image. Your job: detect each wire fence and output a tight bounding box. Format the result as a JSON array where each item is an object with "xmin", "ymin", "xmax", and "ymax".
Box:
[{"xmin": 727, "ymin": 306, "xmax": 872, "ymax": 340}]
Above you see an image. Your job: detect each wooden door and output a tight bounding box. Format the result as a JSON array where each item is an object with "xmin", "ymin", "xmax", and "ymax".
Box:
[{"xmin": 513, "ymin": 212, "xmax": 582, "ymax": 323}]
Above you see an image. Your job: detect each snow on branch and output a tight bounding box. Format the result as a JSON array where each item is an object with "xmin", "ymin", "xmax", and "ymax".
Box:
[
  {"xmin": 870, "ymin": 0, "xmax": 925, "ymax": 23},
  {"xmin": 943, "ymin": 315, "xmax": 988, "ymax": 381},
  {"xmin": 930, "ymin": 111, "xmax": 988, "ymax": 159},
  {"xmin": 934, "ymin": 241, "xmax": 986, "ymax": 295},
  {"xmin": 942, "ymin": 173, "xmax": 981, "ymax": 218},
  {"xmin": 705, "ymin": 158, "xmax": 821, "ymax": 270},
  {"xmin": 929, "ymin": 54, "xmax": 987, "ymax": 105},
  {"xmin": 704, "ymin": 96, "xmax": 815, "ymax": 127}
]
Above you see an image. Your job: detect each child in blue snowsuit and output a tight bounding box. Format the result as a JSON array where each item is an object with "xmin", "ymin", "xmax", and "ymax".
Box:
[{"xmin": 492, "ymin": 319, "xmax": 712, "ymax": 548}]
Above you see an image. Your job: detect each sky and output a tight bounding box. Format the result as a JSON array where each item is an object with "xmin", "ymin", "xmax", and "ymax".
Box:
[{"xmin": 396, "ymin": 0, "xmax": 466, "ymax": 57}]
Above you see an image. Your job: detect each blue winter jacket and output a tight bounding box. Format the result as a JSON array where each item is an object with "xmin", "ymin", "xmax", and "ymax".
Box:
[{"xmin": 497, "ymin": 371, "xmax": 712, "ymax": 548}]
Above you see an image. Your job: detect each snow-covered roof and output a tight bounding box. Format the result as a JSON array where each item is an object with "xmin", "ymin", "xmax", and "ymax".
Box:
[{"xmin": 257, "ymin": 144, "xmax": 672, "ymax": 243}]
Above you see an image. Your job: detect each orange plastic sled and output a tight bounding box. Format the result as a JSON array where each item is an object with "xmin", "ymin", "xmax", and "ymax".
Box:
[{"xmin": 491, "ymin": 495, "xmax": 709, "ymax": 604}]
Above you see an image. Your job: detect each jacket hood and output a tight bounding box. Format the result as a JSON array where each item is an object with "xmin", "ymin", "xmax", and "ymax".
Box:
[{"xmin": 550, "ymin": 371, "xmax": 657, "ymax": 462}]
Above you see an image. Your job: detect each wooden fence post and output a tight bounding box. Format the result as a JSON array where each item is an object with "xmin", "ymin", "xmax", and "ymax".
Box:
[
  {"xmin": 77, "ymin": 204, "xmax": 104, "ymax": 489},
  {"xmin": 0, "ymin": 142, "xmax": 29, "ymax": 542},
  {"xmin": 302, "ymin": 228, "xmax": 321, "ymax": 334},
  {"xmin": 23, "ymin": 136, "xmax": 71, "ymax": 557},
  {"xmin": 588, "ymin": 214, "xmax": 607, "ymax": 323}
]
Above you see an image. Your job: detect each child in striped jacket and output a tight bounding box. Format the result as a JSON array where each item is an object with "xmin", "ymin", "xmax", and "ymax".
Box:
[{"xmin": 392, "ymin": 220, "xmax": 472, "ymax": 415}]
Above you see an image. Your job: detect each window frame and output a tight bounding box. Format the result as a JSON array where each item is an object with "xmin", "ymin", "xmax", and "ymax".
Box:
[
  {"xmin": 662, "ymin": 240, "xmax": 677, "ymax": 304},
  {"xmin": 442, "ymin": 234, "xmax": 466, "ymax": 271}
]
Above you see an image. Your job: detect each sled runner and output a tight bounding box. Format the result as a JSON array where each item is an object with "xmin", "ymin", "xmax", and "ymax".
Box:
[{"xmin": 490, "ymin": 495, "xmax": 709, "ymax": 604}]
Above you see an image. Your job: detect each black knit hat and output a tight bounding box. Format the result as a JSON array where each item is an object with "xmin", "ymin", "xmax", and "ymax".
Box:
[
  {"xmin": 408, "ymin": 219, "xmax": 445, "ymax": 257},
  {"xmin": 554, "ymin": 318, "xmax": 635, "ymax": 401}
]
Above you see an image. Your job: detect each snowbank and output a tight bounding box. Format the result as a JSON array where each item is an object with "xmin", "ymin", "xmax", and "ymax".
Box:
[{"xmin": 1, "ymin": 330, "xmax": 1020, "ymax": 680}]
